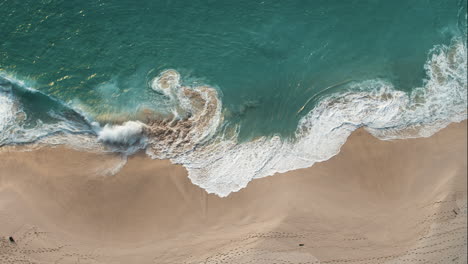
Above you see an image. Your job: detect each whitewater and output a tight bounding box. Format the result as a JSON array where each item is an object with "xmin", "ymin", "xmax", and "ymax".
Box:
[{"xmin": 0, "ymin": 38, "xmax": 466, "ymax": 197}]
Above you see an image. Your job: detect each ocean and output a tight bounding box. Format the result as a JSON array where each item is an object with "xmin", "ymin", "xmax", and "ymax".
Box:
[{"xmin": 1, "ymin": 0, "xmax": 467, "ymax": 196}]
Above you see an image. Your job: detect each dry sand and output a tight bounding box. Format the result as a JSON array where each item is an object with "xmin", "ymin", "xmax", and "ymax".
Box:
[{"xmin": 0, "ymin": 121, "xmax": 466, "ymax": 264}]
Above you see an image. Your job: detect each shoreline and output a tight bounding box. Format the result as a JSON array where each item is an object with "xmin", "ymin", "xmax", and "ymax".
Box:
[{"xmin": 0, "ymin": 121, "xmax": 466, "ymax": 263}]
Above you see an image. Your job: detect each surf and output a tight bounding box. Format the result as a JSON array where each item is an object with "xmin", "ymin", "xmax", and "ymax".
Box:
[{"xmin": 0, "ymin": 38, "xmax": 466, "ymax": 197}]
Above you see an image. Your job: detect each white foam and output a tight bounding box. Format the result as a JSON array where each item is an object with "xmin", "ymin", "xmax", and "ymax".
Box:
[
  {"xmin": 1, "ymin": 39, "xmax": 466, "ymax": 197},
  {"xmin": 0, "ymin": 78, "xmax": 29, "ymax": 146},
  {"xmin": 0, "ymin": 77, "xmax": 17, "ymax": 137},
  {"xmin": 0, "ymin": 73, "xmax": 100, "ymax": 150},
  {"xmin": 171, "ymin": 38, "xmax": 467, "ymax": 197},
  {"xmin": 97, "ymin": 121, "xmax": 146, "ymax": 145},
  {"xmin": 0, "ymin": 92, "xmax": 15, "ymax": 136},
  {"xmin": 145, "ymin": 71, "xmax": 223, "ymax": 160},
  {"xmin": 150, "ymin": 69, "xmax": 181, "ymax": 99}
]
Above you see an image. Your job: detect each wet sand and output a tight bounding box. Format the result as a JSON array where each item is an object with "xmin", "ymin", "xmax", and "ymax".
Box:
[{"xmin": 0, "ymin": 121, "xmax": 466, "ymax": 263}]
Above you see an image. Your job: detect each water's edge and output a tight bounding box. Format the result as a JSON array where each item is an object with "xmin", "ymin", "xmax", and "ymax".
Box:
[{"xmin": 0, "ymin": 38, "xmax": 466, "ymax": 197}]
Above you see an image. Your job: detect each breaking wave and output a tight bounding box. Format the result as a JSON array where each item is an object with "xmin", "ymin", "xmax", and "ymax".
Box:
[
  {"xmin": 0, "ymin": 39, "xmax": 466, "ymax": 196},
  {"xmin": 158, "ymin": 38, "xmax": 467, "ymax": 196}
]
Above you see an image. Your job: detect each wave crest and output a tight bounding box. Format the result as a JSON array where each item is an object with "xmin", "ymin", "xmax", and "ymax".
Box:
[
  {"xmin": 167, "ymin": 38, "xmax": 467, "ymax": 197},
  {"xmin": 1, "ymin": 39, "xmax": 466, "ymax": 197}
]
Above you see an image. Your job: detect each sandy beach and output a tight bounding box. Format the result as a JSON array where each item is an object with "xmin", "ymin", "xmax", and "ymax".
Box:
[{"xmin": 0, "ymin": 121, "xmax": 466, "ymax": 264}]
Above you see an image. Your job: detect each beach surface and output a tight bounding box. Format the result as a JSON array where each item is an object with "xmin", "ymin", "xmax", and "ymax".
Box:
[{"xmin": 0, "ymin": 121, "xmax": 466, "ymax": 264}]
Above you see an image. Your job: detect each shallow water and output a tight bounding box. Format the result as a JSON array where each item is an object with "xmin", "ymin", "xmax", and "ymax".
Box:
[{"xmin": 0, "ymin": 0, "xmax": 467, "ymax": 196}]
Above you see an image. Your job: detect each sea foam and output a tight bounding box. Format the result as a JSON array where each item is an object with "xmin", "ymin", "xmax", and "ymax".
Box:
[
  {"xmin": 0, "ymin": 74, "xmax": 98, "ymax": 150},
  {"xmin": 0, "ymin": 76, "xmax": 25, "ymax": 146},
  {"xmin": 168, "ymin": 38, "xmax": 467, "ymax": 197},
  {"xmin": 97, "ymin": 121, "xmax": 146, "ymax": 145},
  {"xmin": 0, "ymin": 39, "xmax": 466, "ymax": 197},
  {"xmin": 0, "ymin": 91, "xmax": 15, "ymax": 136}
]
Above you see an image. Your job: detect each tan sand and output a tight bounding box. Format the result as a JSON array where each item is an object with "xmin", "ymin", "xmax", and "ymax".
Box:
[{"xmin": 0, "ymin": 121, "xmax": 466, "ymax": 264}]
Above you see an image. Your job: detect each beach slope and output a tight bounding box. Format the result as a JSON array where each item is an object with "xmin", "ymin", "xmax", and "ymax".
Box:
[{"xmin": 0, "ymin": 121, "xmax": 466, "ymax": 263}]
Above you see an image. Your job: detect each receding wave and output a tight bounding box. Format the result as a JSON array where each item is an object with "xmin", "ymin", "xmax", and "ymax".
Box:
[
  {"xmin": 0, "ymin": 38, "xmax": 466, "ymax": 196},
  {"xmin": 0, "ymin": 74, "xmax": 97, "ymax": 149}
]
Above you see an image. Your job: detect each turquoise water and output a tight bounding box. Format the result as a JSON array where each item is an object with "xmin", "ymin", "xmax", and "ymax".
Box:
[
  {"xmin": 1, "ymin": 0, "xmax": 465, "ymax": 140},
  {"xmin": 1, "ymin": 0, "xmax": 467, "ymax": 195}
]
